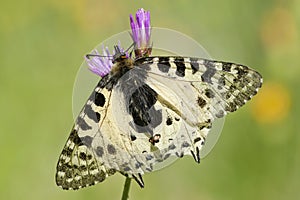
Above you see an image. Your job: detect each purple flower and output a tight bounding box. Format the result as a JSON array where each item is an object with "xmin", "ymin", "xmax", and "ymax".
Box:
[
  {"xmin": 85, "ymin": 45, "xmax": 113, "ymax": 77},
  {"xmin": 86, "ymin": 43, "xmax": 128, "ymax": 77},
  {"xmin": 130, "ymin": 8, "xmax": 152, "ymax": 58}
]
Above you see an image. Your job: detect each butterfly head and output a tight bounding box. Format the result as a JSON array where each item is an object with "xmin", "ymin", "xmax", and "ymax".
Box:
[{"xmin": 86, "ymin": 43, "xmax": 131, "ymax": 77}]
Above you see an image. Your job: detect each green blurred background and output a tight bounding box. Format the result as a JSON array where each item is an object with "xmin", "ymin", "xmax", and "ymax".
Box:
[{"xmin": 1, "ymin": 0, "xmax": 299, "ymax": 199}]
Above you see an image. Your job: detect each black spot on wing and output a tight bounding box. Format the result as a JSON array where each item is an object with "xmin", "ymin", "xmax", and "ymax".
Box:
[
  {"xmin": 81, "ymin": 135, "xmax": 93, "ymax": 147},
  {"xmin": 176, "ymin": 152, "xmax": 184, "ymax": 158},
  {"xmin": 190, "ymin": 58, "xmax": 199, "ymax": 74},
  {"xmin": 218, "ymin": 76, "xmax": 226, "ymax": 86},
  {"xmin": 94, "ymin": 92, "xmax": 105, "ymax": 107},
  {"xmin": 168, "ymin": 144, "xmax": 176, "ymax": 150},
  {"xmin": 194, "ymin": 137, "xmax": 201, "ymax": 144},
  {"xmin": 225, "ymin": 102, "xmax": 237, "ymax": 112},
  {"xmin": 182, "ymin": 141, "xmax": 191, "ymax": 148},
  {"xmin": 95, "ymin": 146, "xmax": 104, "ymax": 157},
  {"xmin": 61, "ymin": 148, "xmax": 72, "ymax": 158},
  {"xmin": 222, "ymin": 62, "xmax": 232, "ymax": 72},
  {"xmin": 79, "ymin": 152, "xmax": 87, "ymax": 160},
  {"xmin": 146, "ymin": 154, "xmax": 153, "ymax": 161},
  {"xmin": 107, "ymin": 144, "xmax": 116, "ymax": 155},
  {"xmin": 84, "ymin": 104, "xmax": 100, "ymax": 123},
  {"xmin": 96, "ymin": 113, "xmax": 100, "ymax": 122},
  {"xmin": 204, "ymin": 88, "xmax": 215, "ymax": 98},
  {"xmin": 215, "ymin": 110, "xmax": 225, "ymax": 118},
  {"xmin": 197, "ymin": 96, "xmax": 207, "ymax": 108},
  {"xmin": 69, "ymin": 129, "xmax": 84, "ymax": 146},
  {"xmin": 235, "ymin": 65, "xmax": 248, "ymax": 78},
  {"xmin": 130, "ymin": 135, "xmax": 137, "ymax": 141},
  {"xmin": 77, "ymin": 117, "xmax": 92, "ymax": 131},
  {"xmin": 164, "ymin": 153, "xmax": 171, "ymax": 160},
  {"xmin": 174, "ymin": 57, "xmax": 185, "ymax": 77},
  {"xmin": 166, "ymin": 116, "xmax": 172, "ymax": 125},
  {"xmin": 135, "ymin": 161, "xmax": 143, "ymax": 169},
  {"xmin": 201, "ymin": 60, "xmax": 216, "ymax": 84},
  {"xmin": 157, "ymin": 57, "xmax": 171, "ymax": 73},
  {"xmin": 123, "ymin": 166, "xmax": 131, "ymax": 172}
]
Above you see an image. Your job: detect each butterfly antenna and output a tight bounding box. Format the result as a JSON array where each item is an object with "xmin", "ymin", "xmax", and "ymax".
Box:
[
  {"xmin": 124, "ymin": 42, "xmax": 135, "ymax": 53},
  {"xmin": 113, "ymin": 45, "xmax": 123, "ymax": 61},
  {"xmin": 85, "ymin": 54, "xmax": 113, "ymax": 59}
]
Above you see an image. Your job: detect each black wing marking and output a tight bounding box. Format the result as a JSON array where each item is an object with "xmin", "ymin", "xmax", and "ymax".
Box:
[
  {"xmin": 56, "ymin": 78, "xmax": 116, "ymax": 190},
  {"xmin": 131, "ymin": 56, "xmax": 262, "ymax": 163},
  {"xmin": 135, "ymin": 56, "xmax": 263, "ymax": 118}
]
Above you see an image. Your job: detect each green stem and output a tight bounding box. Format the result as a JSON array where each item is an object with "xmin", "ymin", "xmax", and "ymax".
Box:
[{"xmin": 121, "ymin": 177, "xmax": 132, "ymax": 200}]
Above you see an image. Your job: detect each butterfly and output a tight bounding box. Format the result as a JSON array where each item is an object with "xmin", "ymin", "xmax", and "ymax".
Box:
[{"xmin": 55, "ymin": 45, "xmax": 263, "ymax": 190}]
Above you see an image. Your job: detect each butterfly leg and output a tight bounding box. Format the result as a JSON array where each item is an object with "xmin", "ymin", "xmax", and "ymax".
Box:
[
  {"xmin": 121, "ymin": 172, "xmax": 145, "ymax": 188},
  {"xmin": 132, "ymin": 173, "xmax": 145, "ymax": 188}
]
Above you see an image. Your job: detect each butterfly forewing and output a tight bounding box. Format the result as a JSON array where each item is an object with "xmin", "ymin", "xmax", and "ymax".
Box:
[
  {"xmin": 56, "ymin": 82, "xmax": 117, "ymax": 190},
  {"xmin": 136, "ymin": 56, "xmax": 263, "ymax": 118}
]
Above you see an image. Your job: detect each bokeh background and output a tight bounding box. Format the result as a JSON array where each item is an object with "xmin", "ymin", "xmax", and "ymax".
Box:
[{"xmin": 1, "ymin": 0, "xmax": 299, "ymax": 199}]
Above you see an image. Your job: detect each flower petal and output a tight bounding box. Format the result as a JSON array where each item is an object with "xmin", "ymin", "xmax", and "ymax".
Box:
[
  {"xmin": 85, "ymin": 46, "xmax": 113, "ymax": 77},
  {"xmin": 129, "ymin": 8, "xmax": 152, "ymax": 58}
]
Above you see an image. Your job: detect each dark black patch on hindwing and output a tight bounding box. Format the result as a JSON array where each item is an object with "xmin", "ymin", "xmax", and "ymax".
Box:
[
  {"xmin": 168, "ymin": 144, "xmax": 176, "ymax": 150},
  {"xmin": 79, "ymin": 152, "xmax": 87, "ymax": 160},
  {"xmin": 128, "ymin": 84, "xmax": 161, "ymax": 127},
  {"xmin": 166, "ymin": 116, "xmax": 173, "ymax": 125},
  {"xmin": 80, "ymin": 135, "xmax": 93, "ymax": 147},
  {"xmin": 130, "ymin": 135, "xmax": 137, "ymax": 141},
  {"xmin": 107, "ymin": 144, "xmax": 117, "ymax": 155},
  {"xmin": 95, "ymin": 146, "xmax": 104, "ymax": 157}
]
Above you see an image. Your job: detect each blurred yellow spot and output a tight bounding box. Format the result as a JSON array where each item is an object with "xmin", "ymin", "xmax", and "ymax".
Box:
[
  {"xmin": 260, "ymin": 7, "xmax": 297, "ymax": 49},
  {"xmin": 252, "ymin": 82, "xmax": 291, "ymax": 124}
]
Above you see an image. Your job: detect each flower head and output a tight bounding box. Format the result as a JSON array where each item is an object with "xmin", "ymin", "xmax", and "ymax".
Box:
[
  {"xmin": 85, "ymin": 45, "xmax": 113, "ymax": 77},
  {"xmin": 130, "ymin": 8, "xmax": 152, "ymax": 58},
  {"xmin": 85, "ymin": 43, "xmax": 127, "ymax": 77}
]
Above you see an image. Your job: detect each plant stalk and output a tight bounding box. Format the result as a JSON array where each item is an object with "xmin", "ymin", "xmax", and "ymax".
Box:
[{"xmin": 121, "ymin": 177, "xmax": 132, "ymax": 200}]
